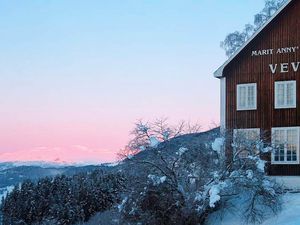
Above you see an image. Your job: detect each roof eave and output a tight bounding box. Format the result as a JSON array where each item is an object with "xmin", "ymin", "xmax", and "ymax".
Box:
[{"xmin": 214, "ymin": 66, "xmax": 224, "ymax": 78}]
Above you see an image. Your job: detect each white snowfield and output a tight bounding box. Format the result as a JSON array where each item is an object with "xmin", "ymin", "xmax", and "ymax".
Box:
[
  {"xmin": 207, "ymin": 193, "xmax": 300, "ymax": 225},
  {"xmin": 270, "ymin": 176, "xmax": 300, "ymax": 190}
]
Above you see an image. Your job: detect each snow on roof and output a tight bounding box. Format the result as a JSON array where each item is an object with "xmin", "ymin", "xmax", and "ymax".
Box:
[{"xmin": 214, "ymin": 0, "xmax": 292, "ymax": 78}]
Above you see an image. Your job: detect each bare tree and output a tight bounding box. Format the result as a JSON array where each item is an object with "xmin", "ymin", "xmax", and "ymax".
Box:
[
  {"xmin": 117, "ymin": 118, "xmax": 201, "ymax": 160},
  {"xmin": 120, "ymin": 128, "xmax": 281, "ymax": 224},
  {"xmin": 221, "ymin": 0, "xmax": 287, "ymax": 57}
]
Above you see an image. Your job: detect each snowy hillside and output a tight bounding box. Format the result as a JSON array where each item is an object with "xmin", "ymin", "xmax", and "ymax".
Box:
[
  {"xmin": 2, "ymin": 127, "xmax": 298, "ymax": 225},
  {"xmin": 77, "ymin": 192, "xmax": 300, "ymax": 225},
  {"xmin": 207, "ymin": 193, "xmax": 300, "ymax": 225}
]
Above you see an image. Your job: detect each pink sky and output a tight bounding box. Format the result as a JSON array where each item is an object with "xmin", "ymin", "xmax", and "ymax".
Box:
[
  {"xmin": 0, "ymin": 1, "xmax": 265, "ymax": 163},
  {"xmin": 0, "ymin": 109, "xmax": 218, "ymax": 163}
]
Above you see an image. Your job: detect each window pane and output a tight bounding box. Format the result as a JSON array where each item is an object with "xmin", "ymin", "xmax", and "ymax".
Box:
[
  {"xmin": 287, "ymin": 129, "xmax": 297, "ymax": 144},
  {"xmin": 247, "ymin": 130, "xmax": 259, "ymax": 140},
  {"xmin": 279, "ymin": 144, "xmax": 285, "ymax": 161},
  {"xmin": 287, "ymin": 129, "xmax": 298, "ymax": 162},
  {"xmin": 287, "ymin": 144, "xmax": 297, "ymax": 162},
  {"xmin": 293, "ymin": 153, "xmax": 297, "ymax": 161},
  {"xmin": 274, "ymin": 144, "xmax": 280, "ymax": 161},
  {"xmin": 239, "ymin": 86, "xmax": 246, "ymax": 108},
  {"xmin": 274, "ymin": 130, "xmax": 284, "ymax": 144},
  {"xmin": 275, "ymin": 81, "xmax": 296, "ymax": 108},
  {"xmin": 234, "ymin": 129, "xmax": 260, "ymax": 158},
  {"xmin": 286, "ymin": 82, "xmax": 295, "ymax": 106},
  {"xmin": 287, "ymin": 149, "xmax": 291, "ymax": 161},
  {"xmin": 277, "ymin": 84, "xmax": 285, "ymax": 106},
  {"xmin": 273, "ymin": 128, "xmax": 299, "ymax": 163},
  {"xmin": 274, "ymin": 130, "xmax": 285, "ymax": 162},
  {"xmin": 237, "ymin": 84, "xmax": 256, "ymax": 110},
  {"xmin": 248, "ymin": 86, "xmax": 255, "ymax": 108}
]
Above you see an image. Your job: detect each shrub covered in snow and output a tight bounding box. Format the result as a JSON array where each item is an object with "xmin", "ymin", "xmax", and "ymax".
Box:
[
  {"xmin": 211, "ymin": 137, "xmax": 224, "ymax": 154},
  {"xmin": 117, "ymin": 118, "xmax": 201, "ymax": 160},
  {"xmin": 119, "ymin": 130, "xmax": 220, "ymax": 224},
  {"xmin": 118, "ymin": 128, "xmax": 281, "ymax": 225}
]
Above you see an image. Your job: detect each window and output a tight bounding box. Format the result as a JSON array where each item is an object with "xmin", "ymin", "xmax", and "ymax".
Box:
[
  {"xmin": 272, "ymin": 127, "xmax": 300, "ymax": 164},
  {"xmin": 237, "ymin": 83, "xmax": 257, "ymax": 110},
  {"xmin": 275, "ymin": 81, "xmax": 296, "ymax": 109},
  {"xmin": 233, "ymin": 128, "xmax": 260, "ymax": 158}
]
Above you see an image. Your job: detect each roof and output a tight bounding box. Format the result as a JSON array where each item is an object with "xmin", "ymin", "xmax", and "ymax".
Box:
[{"xmin": 214, "ymin": 0, "xmax": 293, "ymax": 78}]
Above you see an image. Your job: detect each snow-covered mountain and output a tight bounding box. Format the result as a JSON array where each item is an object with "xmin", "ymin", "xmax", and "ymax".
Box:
[
  {"xmin": 0, "ymin": 160, "xmax": 101, "ymax": 170},
  {"xmin": 0, "ymin": 163, "xmax": 108, "ymax": 190}
]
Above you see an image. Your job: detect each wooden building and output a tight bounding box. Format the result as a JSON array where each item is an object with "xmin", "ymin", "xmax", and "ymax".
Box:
[{"xmin": 214, "ymin": 0, "xmax": 300, "ymax": 176}]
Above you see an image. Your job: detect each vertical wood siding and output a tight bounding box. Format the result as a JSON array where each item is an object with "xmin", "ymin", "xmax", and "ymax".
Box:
[{"xmin": 224, "ymin": 0, "xmax": 300, "ymax": 175}]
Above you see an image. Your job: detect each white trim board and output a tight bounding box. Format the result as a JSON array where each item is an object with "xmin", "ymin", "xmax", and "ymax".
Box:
[{"xmin": 220, "ymin": 77, "xmax": 226, "ymax": 130}]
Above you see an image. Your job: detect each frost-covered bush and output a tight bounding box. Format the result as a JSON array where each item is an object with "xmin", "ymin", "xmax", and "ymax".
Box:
[
  {"xmin": 117, "ymin": 118, "xmax": 201, "ymax": 160},
  {"xmin": 213, "ymin": 130, "xmax": 282, "ymax": 224},
  {"xmin": 119, "ymin": 128, "xmax": 281, "ymax": 225},
  {"xmin": 119, "ymin": 133, "xmax": 220, "ymax": 224}
]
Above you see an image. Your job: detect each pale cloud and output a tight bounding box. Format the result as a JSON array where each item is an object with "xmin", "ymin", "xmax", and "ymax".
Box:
[{"xmin": 0, "ymin": 145, "xmax": 117, "ymax": 164}]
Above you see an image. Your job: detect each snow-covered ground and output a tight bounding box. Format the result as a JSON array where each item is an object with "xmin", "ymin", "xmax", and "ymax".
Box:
[
  {"xmin": 207, "ymin": 193, "xmax": 300, "ymax": 225},
  {"xmin": 269, "ymin": 176, "xmax": 300, "ymax": 190}
]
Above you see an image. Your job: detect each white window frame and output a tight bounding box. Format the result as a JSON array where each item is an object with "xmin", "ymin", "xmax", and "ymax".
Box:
[
  {"xmin": 274, "ymin": 80, "xmax": 296, "ymax": 109},
  {"xmin": 237, "ymin": 83, "xmax": 257, "ymax": 111},
  {"xmin": 271, "ymin": 127, "xmax": 300, "ymax": 165},
  {"xmin": 233, "ymin": 128, "xmax": 260, "ymax": 158}
]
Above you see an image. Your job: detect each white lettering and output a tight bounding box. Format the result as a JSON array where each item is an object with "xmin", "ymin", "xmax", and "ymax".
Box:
[
  {"xmin": 269, "ymin": 49, "xmax": 274, "ymax": 55},
  {"xmin": 292, "ymin": 46, "xmax": 298, "ymax": 52},
  {"xmin": 291, "ymin": 62, "xmax": 300, "ymax": 72},
  {"xmin": 251, "ymin": 48, "xmax": 274, "ymax": 56},
  {"xmin": 277, "ymin": 48, "xmax": 282, "ymax": 54},
  {"xmin": 269, "ymin": 64, "xmax": 278, "ymax": 74},
  {"xmin": 252, "ymin": 46, "xmax": 299, "ymax": 57},
  {"xmin": 269, "ymin": 62, "xmax": 300, "ymax": 74},
  {"xmin": 281, "ymin": 63, "xmax": 289, "ymax": 73}
]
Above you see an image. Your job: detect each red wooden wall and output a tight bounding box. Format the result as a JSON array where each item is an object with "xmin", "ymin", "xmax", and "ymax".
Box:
[{"xmin": 223, "ymin": 0, "xmax": 300, "ymax": 175}]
